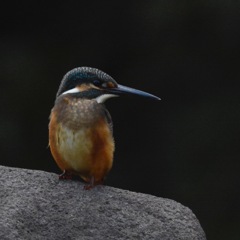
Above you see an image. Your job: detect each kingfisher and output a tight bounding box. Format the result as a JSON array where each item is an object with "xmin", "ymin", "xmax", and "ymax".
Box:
[{"xmin": 49, "ymin": 67, "xmax": 160, "ymax": 189}]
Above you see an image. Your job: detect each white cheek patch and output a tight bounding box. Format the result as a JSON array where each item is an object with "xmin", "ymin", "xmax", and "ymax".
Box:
[
  {"xmin": 61, "ymin": 87, "xmax": 80, "ymax": 95},
  {"xmin": 61, "ymin": 88, "xmax": 118, "ymax": 103},
  {"xmin": 95, "ymin": 94, "xmax": 118, "ymax": 103}
]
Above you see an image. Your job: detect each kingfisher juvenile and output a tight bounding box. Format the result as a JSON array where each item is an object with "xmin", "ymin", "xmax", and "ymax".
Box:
[{"xmin": 49, "ymin": 67, "xmax": 160, "ymax": 189}]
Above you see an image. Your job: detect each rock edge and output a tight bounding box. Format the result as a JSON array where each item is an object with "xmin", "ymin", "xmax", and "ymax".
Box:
[{"xmin": 0, "ymin": 166, "xmax": 206, "ymax": 240}]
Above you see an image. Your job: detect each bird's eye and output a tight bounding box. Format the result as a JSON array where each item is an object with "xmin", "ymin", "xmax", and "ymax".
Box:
[{"xmin": 93, "ymin": 79, "xmax": 102, "ymax": 87}]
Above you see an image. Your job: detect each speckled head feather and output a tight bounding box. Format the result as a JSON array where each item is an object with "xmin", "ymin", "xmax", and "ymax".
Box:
[{"xmin": 56, "ymin": 67, "xmax": 117, "ymax": 97}]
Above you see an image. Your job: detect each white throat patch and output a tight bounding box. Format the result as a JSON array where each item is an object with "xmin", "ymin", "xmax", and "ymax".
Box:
[{"xmin": 95, "ymin": 94, "xmax": 118, "ymax": 103}]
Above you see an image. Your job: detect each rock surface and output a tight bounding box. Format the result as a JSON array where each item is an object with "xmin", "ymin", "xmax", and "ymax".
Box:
[{"xmin": 0, "ymin": 166, "xmax": 206, "ymax": 240}]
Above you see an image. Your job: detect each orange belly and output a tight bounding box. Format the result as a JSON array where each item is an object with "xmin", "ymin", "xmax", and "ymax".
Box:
[{"xmin": 49, "ymin": 112, "xmax": 114, "ymax": 183}]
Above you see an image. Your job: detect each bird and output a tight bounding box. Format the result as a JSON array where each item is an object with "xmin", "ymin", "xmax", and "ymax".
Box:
[{"xmin": 49, "ymin": 67, "xmax": 160, "ymax": 189}]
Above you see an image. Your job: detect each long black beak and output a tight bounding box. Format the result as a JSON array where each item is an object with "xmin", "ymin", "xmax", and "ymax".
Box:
[{"xmin": 108, "ymin": 84, "xmax": 161, "ymax": 100}]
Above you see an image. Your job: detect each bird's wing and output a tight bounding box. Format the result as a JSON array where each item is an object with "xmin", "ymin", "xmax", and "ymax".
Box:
[{"xmin": 104, "ymin": 108, "xmax": 113, "ymax": 134}]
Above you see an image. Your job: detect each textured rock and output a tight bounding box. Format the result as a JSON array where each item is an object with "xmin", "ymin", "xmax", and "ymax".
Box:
[{"xmin": 0, "ymin": 166, "xmax": 206, "ymax": 240}]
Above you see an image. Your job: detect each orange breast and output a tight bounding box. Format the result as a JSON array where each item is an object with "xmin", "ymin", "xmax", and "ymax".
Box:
[{"xmin": 49, "ymin": 110, "xmax": 114, "ymax": 183}]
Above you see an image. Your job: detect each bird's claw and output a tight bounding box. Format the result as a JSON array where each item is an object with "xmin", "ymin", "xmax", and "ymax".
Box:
[{"xmin": 59, "ymin": 170, "xmax": 72, "ymax": 180}]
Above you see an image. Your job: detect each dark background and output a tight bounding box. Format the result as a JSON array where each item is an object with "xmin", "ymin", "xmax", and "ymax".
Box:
[{"xmin": 1, "ymin": 1, "xmax": 240, "ymax": 239}]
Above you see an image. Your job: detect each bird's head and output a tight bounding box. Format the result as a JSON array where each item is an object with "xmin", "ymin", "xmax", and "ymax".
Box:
[{"xmin": 57, "ymin": 67, "xmax": 160, "ymax": 103}]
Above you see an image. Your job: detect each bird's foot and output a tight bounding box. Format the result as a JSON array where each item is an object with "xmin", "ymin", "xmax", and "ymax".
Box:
[
  {"xmin": 83, "ymin": 184, "xmax": 94, "ymax": 190},
  {"xmin": 59, "ymin": 170, "xmax": 73, "ymax": 180},
  {"xmin": 83, "ymin": 177, "xmax": 104, "ymax": 190},
  {"xmin": 84, "ymin": 176, "xmax": 95, "ymax": 190}
]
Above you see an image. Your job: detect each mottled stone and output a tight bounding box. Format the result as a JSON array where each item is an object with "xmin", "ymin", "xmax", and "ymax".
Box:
[{"xmin": 0, "ymin": 166, "xmax": 206, "ymax": 240}]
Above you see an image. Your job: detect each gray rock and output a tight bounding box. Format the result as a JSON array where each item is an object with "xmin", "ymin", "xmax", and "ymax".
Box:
[{"xmin": 0, "ymin": 165, "xmax": 206, "ymax": 240}]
